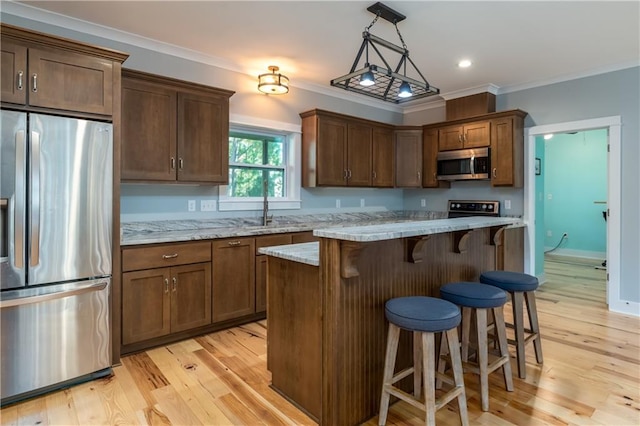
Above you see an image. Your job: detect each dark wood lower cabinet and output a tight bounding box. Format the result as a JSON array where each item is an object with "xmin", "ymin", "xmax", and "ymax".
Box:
[
  {"xmin": 212, "ymin": 238, "xmax": 256, "ymax": 322},
  {"xmin": 122, "ymin": 262, "xmax": 212, "ymax": 345}
]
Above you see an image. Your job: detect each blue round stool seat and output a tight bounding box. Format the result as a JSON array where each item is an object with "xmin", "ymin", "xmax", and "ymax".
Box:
[
  {"xmin": 440, "ymin": 282, "xmax": 507, "ymax": 309},
  {"xmin": 385, "ymin": 296, "xmax": 461, "ymax": 333},
  {"xmin": 480, "ymin": 270, "xmax": 539, "ymax": 292}
]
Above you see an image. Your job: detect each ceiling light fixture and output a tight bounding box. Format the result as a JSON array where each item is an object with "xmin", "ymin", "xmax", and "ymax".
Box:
[
  {"xmin": 258, "ymin": 66, "xmax": 289, "ymax": 95},
  {"xmin": 330, "ymin": 2, "xmax": 439, "ymax": 104},
  {"xmin": 458, "ymin": 59, "xmax": 472, "ymax": 68}
]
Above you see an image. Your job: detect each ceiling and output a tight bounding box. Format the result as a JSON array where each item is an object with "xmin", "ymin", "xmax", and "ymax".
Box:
[{"xmin": 8, "ymin": 1, "xmax": 640, "ymax": 107}]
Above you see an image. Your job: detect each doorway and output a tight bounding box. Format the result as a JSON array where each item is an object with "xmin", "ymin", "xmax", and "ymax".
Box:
[{"xmin": 524, "ymin": 116, "xmax": 621, "ymax": 309}]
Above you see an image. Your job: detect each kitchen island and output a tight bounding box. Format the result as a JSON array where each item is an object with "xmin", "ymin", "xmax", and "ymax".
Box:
[{"xmin": 260, "ymin": 217, "xmax": 524, "ymax": 426}]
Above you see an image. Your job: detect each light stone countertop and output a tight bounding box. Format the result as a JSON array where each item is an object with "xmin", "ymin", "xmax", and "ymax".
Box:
[
  {"xmin": 312, "ymin": 216, "xmax": 524, "ymax": 242},
  {"xmin": 258, "ymin": 242, "xmax": 319, "ymax": 266},
  {"xmin": 258, "ymin": 217, "xmax": 525, "ymax": 266}
]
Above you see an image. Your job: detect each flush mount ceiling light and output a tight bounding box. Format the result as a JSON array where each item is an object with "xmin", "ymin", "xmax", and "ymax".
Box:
[
  {"xmin": 330, "ymin": 2, "xmax": 439, "ymax": 104},
  {"xmin": 258, "ymin": 66, "xmax": 289, "ymax": 95}
]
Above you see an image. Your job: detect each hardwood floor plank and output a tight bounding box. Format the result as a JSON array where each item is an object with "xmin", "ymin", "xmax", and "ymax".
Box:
[
  {"xmin": 16, "ymin": 397, "xmax": 48, "ymax": 426},
  {"xmin": 69, "ymin": 380, "xmax": 109, "ymax": 425},
  {"xmin": 150, "ymin": 386, "xmax": 202, "ymax": 426},
  {"xmin": 121, "ymin": 352, "xmax": 170, "ymax": 407}
]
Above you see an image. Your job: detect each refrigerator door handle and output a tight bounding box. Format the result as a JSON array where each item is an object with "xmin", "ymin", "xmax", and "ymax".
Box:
[
  {"xmin": 29, "ymin": 131, "xmax": 41, "ymax": 267},
  {"xmin": 14, "ymin": 130, "xmax": 26, "ymax": 269},
  {"xmin": 0, "ymin": 280, "xmax": 108, "ymax": 309}
]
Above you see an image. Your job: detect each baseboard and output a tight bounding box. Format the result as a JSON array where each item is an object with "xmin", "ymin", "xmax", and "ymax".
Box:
[
  {"xmin": 609, "ymin": 299, "xmax": 640, "ymax": 317},
  {"xmin": 536, "ymin": 273, "xmax": 547, "ymax": 285},
  {"xmin": 544, "ymin": 248, "xmax": 606, "ymax": 260}
]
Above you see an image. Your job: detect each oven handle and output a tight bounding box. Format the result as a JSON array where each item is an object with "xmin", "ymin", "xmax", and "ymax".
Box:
[{"xmin": 470, "ymin": 154, "xmax": 475, "ymax": 176}]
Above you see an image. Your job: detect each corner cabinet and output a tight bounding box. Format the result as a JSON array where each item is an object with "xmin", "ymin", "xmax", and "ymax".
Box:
[
  {"xmin": 121, "ymin": 69, "xmax": 234, "ymax": 184},
  {"xmin": 1, "ymin": 23, "xmax": 128, "ymax": 116},
  {"xmin": 301, "ymin": 109, "xmax": 394, "ymax": 188}
]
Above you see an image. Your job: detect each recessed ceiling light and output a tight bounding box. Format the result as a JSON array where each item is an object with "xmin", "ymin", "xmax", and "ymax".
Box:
[{"xmin": 458, "ymin": 59, "xmax": 472, "ymax": 68}]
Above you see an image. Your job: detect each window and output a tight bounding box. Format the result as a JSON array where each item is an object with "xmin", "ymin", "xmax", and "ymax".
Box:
[
  {"xmin": 228, "ymin": 131, "xmax": 286, "ymax": 197},
  {"xmin": 218, "ymin": 118, "xmax": 301, "ymax": 211}
]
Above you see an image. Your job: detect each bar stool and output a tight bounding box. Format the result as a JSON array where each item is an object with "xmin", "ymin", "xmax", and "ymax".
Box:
[
  {"xmin": 439, "ymin": 282, "xmax": 514, "ymax": 411},
  {"xmin": 480, "ymin": 270, "xmax": 543, "ymax": 379},
  {"xmin": 378, "ymin": 296, "xmax": 468, "ymax": 426}
]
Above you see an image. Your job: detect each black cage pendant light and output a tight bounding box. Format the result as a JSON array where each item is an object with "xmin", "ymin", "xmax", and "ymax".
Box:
[{"xmin": 330, "ymin": 2, "xmax": 439, "ymax": 104}]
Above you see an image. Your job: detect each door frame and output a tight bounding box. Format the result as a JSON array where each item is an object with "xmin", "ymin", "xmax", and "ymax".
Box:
[{"xmin": 524, "ymin": 116, "xmax": 621, "ymax": 310}]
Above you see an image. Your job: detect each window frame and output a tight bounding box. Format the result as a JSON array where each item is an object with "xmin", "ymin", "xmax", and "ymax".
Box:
[{"xmin": 218, "ymin": 114, "xmax": 301, "ymax": 211}]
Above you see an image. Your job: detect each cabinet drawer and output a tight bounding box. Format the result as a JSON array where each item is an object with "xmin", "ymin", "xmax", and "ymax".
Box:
[
  {"xmin": 123, "ymin": 242, "xmax": 211, "ymax": 272},
  {"xmin": 255, "ymin": 234, "xmax": 293, "ymax": 255}
]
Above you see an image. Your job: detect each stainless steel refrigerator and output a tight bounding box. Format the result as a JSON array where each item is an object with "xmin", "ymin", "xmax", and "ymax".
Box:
[{"xmin": 1, "ymin": 111, "xmax": 112, "ymax": 404}]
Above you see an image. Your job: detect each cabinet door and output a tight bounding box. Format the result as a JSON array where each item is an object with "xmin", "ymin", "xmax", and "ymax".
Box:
[
  {"xmin": 422, "ymin": 128, "xmax": 440, "ymax": 188},
  {"xmin": 463, "ymin": 121, "xmax": 490, "ymax": 148},
  {"xmin": 28, "ymin": 47, "xmax": 113, "ymax": 115},
  {"xmin": 178, "ymin": 92, "xmax": 229, "ymax": 183},
  {"xmin": 438, "ymin": 125, "xmax": 463, "ymax": 151},
  {"xmin": 1, "ymin": 41, "xmax": 27, "ymax": 105},
  {"xmin": 170, "ymin": 263, "xmax": 212, "ymax": 333},
  {"xmin": 121, "ymin": 78, "xmax": 177, "ymax": 181},
  {"xmin": 372, "ymin": 127, "xmax": 394, "ymax": 187},
  {"xmin": 491, "ymin": 117, "xmax": 515, "ymax": 186},
  {"xmin": 122, "ymin": 268, "xmax": 171, "ymax": 345},
  {"xmin": 347, "ymin": 122, "xmax": 372, "ymax": 186},
  {"xmin": 317, "ymin": 116, "xmax": 348, "ymax": 186},
  {"xmin": 212, "ymin": 238, "xmax": 256, "ymax": 322},
  {"xmin": 395, "ymin": 130, "xmax": 423, "ymax": 188}
]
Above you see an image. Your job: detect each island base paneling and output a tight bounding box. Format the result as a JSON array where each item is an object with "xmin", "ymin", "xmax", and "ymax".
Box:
[{"xmin": 268, "ymin": 227, "xmax": 522, "ymax": 426}]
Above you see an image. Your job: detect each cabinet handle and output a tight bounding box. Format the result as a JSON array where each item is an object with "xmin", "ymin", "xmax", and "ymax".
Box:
[
  {"xmin": 164, "ymin": 278, "xmax": 169, "ymax": 294},
  {"xmin": 343, "ymin": 169, "xmax": 348, "ymax": 180},
  {"xmin": 31, "ymin": 74, "xmax": 37, "ymax": 92},
  {"xmin": 372, "ymin": 170, "xmax": 377, "ymax": 180},
  {"xmin": 463, "ymin": 133, "xmax": 467, "ymax": 142},
  {"xmin": 178, "ymin": 158, "xmax": 184, "ymax": 170},
  {"xmin": 228, "ymin": 240, "xmax": 241, "ymax": 246},
  {"xmin": 348, "ymin": 169, "xmax": 352, "ymax": 179},
  {"xmin": 492, "ymin": 168, "xmax": 497, "ymax": 178},
  {"xmin": 170, "ymin": 157, "xmax": 176, "ymax": 170},
  {"xmin": 417, "ymin": 171, "xmax": 421, "ymax": 180},
  {"xmin": 17, "ymin": 71, "xmax": 23, "ymax": 90},
  {"xmin": 458, "ymin": 134, "xmax": 462, "ymax": 143},
  {"xmin": 172, "ymin": 277, "xmax": 177, "ymax": 292},
  {"xmin": 162, "ymin": 253, "xmax": 178, "ymax": 259}
]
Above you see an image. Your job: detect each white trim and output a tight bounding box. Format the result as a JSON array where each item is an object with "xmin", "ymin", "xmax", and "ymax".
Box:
[
  {"xmin": 439, "ymin": 84, "xmax": 500, "ymax": 100},
  {"xmin": 544, "ymin": 248, "xmax": 606, "ymax": 260},
  {"xmin": 219, "ymin": 122, "xmax": 301, "ymax": 212},
  {"xmin": 525, "ymin": 116, "xmax": 627, "ymax": 315}
]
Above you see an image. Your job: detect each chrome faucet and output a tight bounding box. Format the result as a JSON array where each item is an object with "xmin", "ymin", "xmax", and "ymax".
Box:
[{"xmin": 262, "ymin": 178, "xmax": 273, "ymax": 226}]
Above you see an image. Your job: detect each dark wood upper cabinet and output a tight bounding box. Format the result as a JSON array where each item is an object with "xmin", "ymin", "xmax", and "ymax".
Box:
[
  {"xmin": 438, "ymin": 121, "xmax": 490, "ymax": 151},
  {"xmin": 0, "ymin": 23, "xmax": 127, "ymax": 116},
  {"xmin": 347, "ymin": 122, "xmax": 373, "ymax": 186},
  {"xmin": 491, "ymin": 114, "xmax": 525, "ymax": 187},
  {"xmin": 301, "ymin": 109, "xmax": 393, "ymax": 188},
  {"xmin": 372, "ymin": 126, "xmax": 395, "ymax": 187},
  {"xmin": 394, "ymin": 129, "xmax": 423, "ymax": 188},
  {"xmin": 121, "ymin": 69, "xmax": 233, "ymax": 184},
  {"xmin": 1, "ymin": 40, "xmax": 27, "ymax": 105},
  {"xmin": 422, "ymin": 127, "xmax": 450, "ymax": 189}
]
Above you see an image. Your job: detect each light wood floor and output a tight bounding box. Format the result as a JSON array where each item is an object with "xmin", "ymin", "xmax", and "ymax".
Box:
[{"xmin": 2, "ymin": 259, "xmax": 639, "ymax": 425}]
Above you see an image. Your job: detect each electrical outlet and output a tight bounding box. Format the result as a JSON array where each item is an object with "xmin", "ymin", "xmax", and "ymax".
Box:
[
  {"xmin": 547, "ymin": 193, "xmax": 553, "ymax": 200},
  {"xmin": 336, "ymin": 199, "xmax": 341, "ymax": 208},
  {"xmin": 505, "ymin": 199, "xmax": 511, "ymax": 210},
  {"xmin": 188, "ymin": 200, "xmax": 196, "ymax": 212},
  {"xmin": 546, "ymin": 230, "xmax": 552, "ymax": 237},
  {"xmin": 421, "ymin": 199, "xmax": 426, "ymax": 207},
  {"xmin": 360, "ymin": 199, "xmax": 365, "ymax": 207},
  {"xmin": 201, "ymin": 200, "xmax": 216, "ymax": 211}
]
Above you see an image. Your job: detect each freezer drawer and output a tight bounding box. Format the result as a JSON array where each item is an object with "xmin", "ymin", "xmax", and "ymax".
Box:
[{"xmin": 0, "ymin": 278, "xmax": 111, "ymax": 403}]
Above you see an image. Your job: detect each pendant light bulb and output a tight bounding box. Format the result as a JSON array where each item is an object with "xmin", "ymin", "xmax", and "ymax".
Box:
[
  {"xmin": 398, "ymin": 81, "xmax": 412, "ymax": 98},
  {"xmin": 360, "ymin": 68, "xmax": 375, "ymax": 87}
]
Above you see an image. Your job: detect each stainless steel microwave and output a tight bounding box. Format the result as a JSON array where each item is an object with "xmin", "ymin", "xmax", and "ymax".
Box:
[{"xmin": 437, "ymin": 147, "xmax": 490, "ymax": 181}]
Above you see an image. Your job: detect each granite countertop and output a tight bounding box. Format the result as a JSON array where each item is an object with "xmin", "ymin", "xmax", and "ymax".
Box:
[
  {"xmin": 120, "ymin": 211, "xmax": 446, "ymax": 246},
  {"xmin": 258, "ymin": 216, "xmax": 524, "ymax": 266},
  {"xmin": 313, "ymin": 216, "xmax": 524, "ymax": 242},
  {"xmin": 258, "ymin": 242, "xmax": 319, "ymax": 266}
]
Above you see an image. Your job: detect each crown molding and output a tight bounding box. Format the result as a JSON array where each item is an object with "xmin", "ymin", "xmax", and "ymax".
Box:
[
  {"xmin": 439, "ymin": 84, "xmax": 500, "ymax": 101},
  {"xmin": 498, "ymin": 60, "xmax": 640, "ymax": 95}
]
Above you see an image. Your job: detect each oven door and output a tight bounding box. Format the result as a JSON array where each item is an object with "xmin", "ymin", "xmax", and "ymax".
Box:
[{"xmin": 437, "ymin": 147, "xmax": 490, "ymax": 181}]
